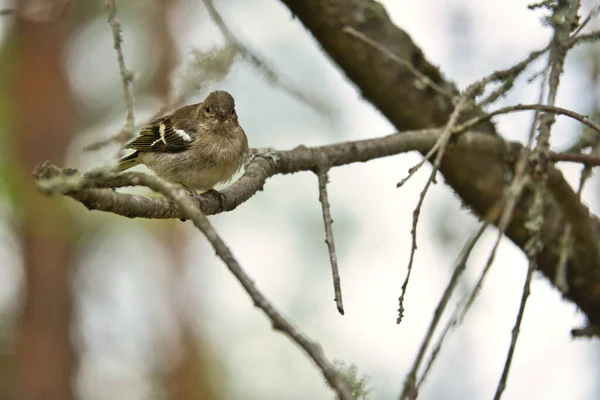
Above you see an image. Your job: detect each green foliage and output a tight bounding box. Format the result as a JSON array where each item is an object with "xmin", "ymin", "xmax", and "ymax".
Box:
[{"xmin": 332, "ymin": 360, "xmax": 371, "ymax": 400}]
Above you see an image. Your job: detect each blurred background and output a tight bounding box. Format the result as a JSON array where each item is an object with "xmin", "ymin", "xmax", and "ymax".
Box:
[{"xmin": 1, "ymin": 0, "xmax": 600, "ymax": 399}]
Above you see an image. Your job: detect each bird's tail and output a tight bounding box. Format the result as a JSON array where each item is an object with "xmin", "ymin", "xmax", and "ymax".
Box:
[{"xmin": 117, "ymin": 151, "xmax": 141, "ymax": 171}]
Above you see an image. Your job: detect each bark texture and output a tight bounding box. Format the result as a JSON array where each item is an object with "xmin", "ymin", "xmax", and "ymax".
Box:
[{"xmin": 279, "ymin": 0, "xmax": 600, "ymax": 323}]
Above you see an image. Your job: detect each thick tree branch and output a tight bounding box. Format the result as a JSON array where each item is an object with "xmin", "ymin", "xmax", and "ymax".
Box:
[
  {"xmin": 278, "ymin": 0, "xmax": 600, "ymax": 324},
  {"xmin": 35, "ymin": 129, "xmax": 596, "ymax": 267},
  {"xmin": 35, "ymin": 129, "xmax": 509, "ymax": 215}
]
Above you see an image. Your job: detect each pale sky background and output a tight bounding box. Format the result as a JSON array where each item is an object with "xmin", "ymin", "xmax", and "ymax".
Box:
[{"xmin": 2, "ymin": 0, "xmax": 600, "ymax": 399}]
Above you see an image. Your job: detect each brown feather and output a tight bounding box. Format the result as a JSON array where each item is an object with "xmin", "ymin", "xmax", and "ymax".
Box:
[{"xmin": 119, "ymin": 90, "xmax": 248, "ymax": 190}]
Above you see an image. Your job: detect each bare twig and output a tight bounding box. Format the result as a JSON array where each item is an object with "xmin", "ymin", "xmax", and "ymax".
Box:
[
  {"xmin": 453, "ymin": 103, "xmax": 600, "ymax": 136},
  {"xmin": 448, "ymin": 74, "xmax": 546, "ymax": 396},
  {"xmin": 397, "ymin": 96, "xmax": 469, "ymax": 325},
  {"xmin": 82, "ymin": 94, "xmax": 190, "ymax": 152},
  {"xmin": 400, "ymin": 158, "xmax": 531, "ymax": 400},
  {"xmin": 37, "ymin": 167, "xmax": 354, "ymax": 399},
  {"xmin": 37, "ymin": 128, "xmax": 597, "ymax": 243},
  {"xmin": 396, "ymin": 172, "xmax": 433, "ymax": 324},
  {"xmin": 202, "ymin": 0, "xmax": 336, "ymax": 118},
  {"xmin": 494, "ymin": 3, "xmax": 577, "ymax": 397},
  {"xmin": 466, "ymin": 175, "xmax": 530, "ymax": 306},
  {"xmin": 494, "ymin": 259, "xmax": 537, "ymax": 400},
  {"xmin": 476, "ymin": 44, "xmax": 551, "ymax": 106},
  {"xmin": 168, "ymin": 188, "xmax": 353, "ymax": 400},
  {"xmin": 557, "ymin": 123, "xmax": 600, "ymax": 292},
  {"xmin": 397, "ymin": 57, "xmax": 573, "ymax": 191},
  {"xmin": 395, "ymin": 43, "xmax": 563, "ymax": 193},
  {"xmin": 0, "ymin": 8, "xmax": 14, "ymax": 16},
  {"xmin": 570, "ymin": 1, "xmax": 600, "ymax": 38},
  {"xmin": 85, "ymin": 0, "xmax": 178, "ymax": 153},
  {"xmin": 105, "ymin": 0, "xmax": 135, "ymax": 150},
  {"xmin": 571, "ymin": 29, "xmax": 600, "ymax": 45},
  {"xmin": 571, "ymin": 325, "xmax": 600, "ymax": 338},
  {"xmin": 549, "ymin": 150, "xmax": 600, "ymax": 165},
  {"xmin": 316, "ymin": 167, "xmax": 344, "ymax": 315},
  {"xmin": 35, "ymin": 122, "xmax": 600, "ymax": 326},
  {"xmin": 343, "ymin": 26, "xmax": 454, "ymax": 99},
  {"xmin": 400, "ymin": 221, "xmax": 490, "ymax": 400},
  {"xmin": 414, "ymin": 222, "xmax": 491, "ymax": 391}
]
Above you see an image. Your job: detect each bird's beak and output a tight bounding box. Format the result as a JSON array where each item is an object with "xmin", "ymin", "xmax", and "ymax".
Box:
[{"xmin": 215, "ymin": 108, "xmax": 229, "ymax": 121}]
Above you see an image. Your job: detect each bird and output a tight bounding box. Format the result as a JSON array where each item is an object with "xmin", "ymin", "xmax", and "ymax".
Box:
[{"xmin": 118, "ymin": 90, "xmax": 249, "ymax": 202}]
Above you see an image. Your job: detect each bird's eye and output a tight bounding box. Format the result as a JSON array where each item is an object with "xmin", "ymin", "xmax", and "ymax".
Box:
[
  {"xmin": 231, "ymin": 109, "xmax": 236, "ymax": 116},
  {"xmin": 205, "ymin": 105, "xmax": 210, "ymax": 113}
]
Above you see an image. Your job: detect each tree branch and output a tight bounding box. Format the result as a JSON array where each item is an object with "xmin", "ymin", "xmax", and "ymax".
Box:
[
  {"xmin": 50, "ymin": 168, "xmax": 354, "ymax": 399},
  {"xmin": 35, "ymin": 129, "xmax": 508, "ymax": 215},
  {"xmin": 278, "ymin": 0, "xmax": 600, "ymax": 325},
  {"xmin": 316, "ymin": 167, "xmax": 344, "ymax": 315},
  {"xmin": 105, "ymin": 0, "xmax": 135, "ymax": 149}
]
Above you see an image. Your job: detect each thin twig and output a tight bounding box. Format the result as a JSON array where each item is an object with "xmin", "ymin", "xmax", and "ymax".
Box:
[
  {"xmin": 414, "ymin": 222, "xmax": 491, "ymax": 389},
  {"xmin": 571, "ymin": 29, "xmax": 600, "ymax": 45},
  {"xmin": 83, "ymin": 94, "xmax": 188, "ymax": 152},
  {"xmin": 448, "ymin": 73, "xmax": 546, "ymax": 388},
  {"xmin": 38, "ymin": 168, "xmax": 354, "ymax": 399},
  {"xmin": 549, "ymin": 150, "xmax": 600, "ymax": 165},
  {"xmin": 570, "ymin": 1, "xmax": 600, "ymax": 38},
  {"xmin": 571, "ymin": 325, "xmax": 600, "ymax": 338},
  {"xmin": 399, "ymin": 221, "xmax": 490, "ymax": 400},
  {"xmin": 0, "ymin": 8, "xmax": 14, "ymax": 16},
  {"xmin": 400, "ymin": 163, "xmax": 530, "ymax": 400},
  {"xmin": 397, "ymin": 57, "xmax": 561, "ymax": 189},
  {"xmin": 202, "ymin": 0, "xmax": 336, "ymax": 118},
  {"xmin": 556, "ymin": 128, "xmax": 600, "ymax": 292},
  {"xmin": 343, "ymin": 26, "xmax": 454, "ymax": 99},
  {"xmin": 494, "ymin": 3, "xmax": 576, "ymax": 397},
  {"xmin": 316, "ymin": 167, "xmax": 344, "ymax": 315},
  {"xmin": 453, "ymin": 103, "xmax": 600, "ymax": 136},
  {"xmin": 476, "ymin": 44, "xmax": 552, "ymax": 107},
  {"xmin": 105, "ymin": 0, "xmax": 135, "ymax": 151},
  {"xmin": 397, "ymin": 96, "xmax": 469, "ymax": 324},
  {"xmin": 493, "ymin": 257, "xmax": 536, "ymax": 399},
  {"xmin": 39, "ymin": 127, "xmax": 599, "ymax": 224},
  {"xmin": 86, "ymin": 0, "xmax": 178, "ymax": 154},
  {"xmin": 168, "ymin": 190, "xmax": 353, "ymax": 400}
]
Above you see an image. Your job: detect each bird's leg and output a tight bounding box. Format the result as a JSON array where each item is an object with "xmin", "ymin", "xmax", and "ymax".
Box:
[
  {"xmin": 178, "ymin": 183, "xmax": 204, "ymax": 222},
  {"xmin": 180, "ymin": 183, "xmax": 205, "ymax": 203},
  {"xmin": 205, "ymin": 188, "xmax": 226, "ymax": 209},
  {"xmin": 179, "ymin": 184, "xmax": 225, "ymax": 209}
]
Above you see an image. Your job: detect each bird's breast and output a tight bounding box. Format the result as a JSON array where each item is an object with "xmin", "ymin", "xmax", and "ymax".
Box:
[
  {"xmin": 141, "ymin": 126, "xmax": 248, "ymax": 191},
  {"xmin": 183, "ymin": 130, "xmax": 248, "ymax": 189}
]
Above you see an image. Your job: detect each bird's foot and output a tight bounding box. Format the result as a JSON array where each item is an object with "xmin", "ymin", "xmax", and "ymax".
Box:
[
  {"xmin": 179, "ymin": 184, "xmax": 225, "ymax": 209},
  {"xmin": 179, "ymin": 183, "xmax": 206, "ymax": 221},
  {"xmin": 204, "ymin": 188, "xmax": 226, "ymax": 209},
  {"xmin": 180, "ymin": 183, "xmax": 206, "ymax": 203}
]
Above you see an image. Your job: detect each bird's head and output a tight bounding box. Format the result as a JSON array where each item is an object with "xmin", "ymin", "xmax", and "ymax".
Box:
[{"xmin": 201, "ymin": 90, "xmax": 237, "ymax": 127}]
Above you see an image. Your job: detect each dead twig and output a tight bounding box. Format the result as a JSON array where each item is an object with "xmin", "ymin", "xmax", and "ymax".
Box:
[
  {"xmin": 316, "ymin": 167, "xmax": 344, "ymax": 315},
  {"xmin": 453, "ymin": 103, "xmax": 600, "ymax": 136},
  {"xmin": 397, "ymin": 96, "xmax": 469, "ymax": 324},
  {"xmin": 402, "ymin": 221, "xmax": 490, "ymax": 399},
  {"xmin": 37, "ymin": 167, "xmax": 354, "ymax": 400},
  {"xmin": 494, "ymin": 2, "xmax": 577, "ymax": 397},
  {"xmin": 202, "ymin": 0, "xmax": 336, "ymax": 118},
  {"xmin": 105, "ymin": 0, "xmax": 135, "ymax": 152}
]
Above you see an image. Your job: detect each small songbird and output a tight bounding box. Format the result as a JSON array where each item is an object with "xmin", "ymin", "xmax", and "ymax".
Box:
[{"xmin": 118, "ymin": 90, "xmax": 249, "ymax": 199}]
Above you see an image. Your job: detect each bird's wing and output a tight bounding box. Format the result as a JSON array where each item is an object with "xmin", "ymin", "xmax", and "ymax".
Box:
[{"xmin": 126, "ymin": 116, "xmax": 197, "ymax": 153}]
